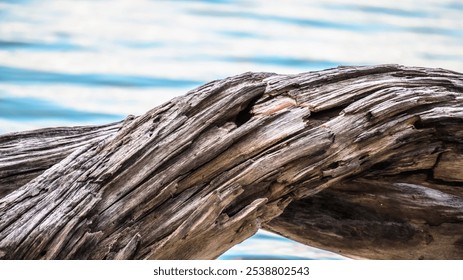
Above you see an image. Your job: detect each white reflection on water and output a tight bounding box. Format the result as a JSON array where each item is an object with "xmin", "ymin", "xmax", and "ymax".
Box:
[{"xmin": 0, "ymin": 0, "xmax": 462, "ymax": 259}]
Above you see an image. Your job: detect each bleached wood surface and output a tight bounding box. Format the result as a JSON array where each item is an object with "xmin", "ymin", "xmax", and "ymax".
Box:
[{"xmin": 0, "ymin": 65, "xmax": 462, "ymax": 259}]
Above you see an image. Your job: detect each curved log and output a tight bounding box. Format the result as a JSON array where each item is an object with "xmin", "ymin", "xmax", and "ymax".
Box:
[{"xmin": 0, "ymin": 65, "xmax": 462, "ymax": 259}]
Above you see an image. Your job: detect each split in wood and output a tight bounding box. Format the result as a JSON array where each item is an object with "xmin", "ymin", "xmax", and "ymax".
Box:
[{"xmin": 0, "ymin": 65, "xmax": 462, "ymax": 259}]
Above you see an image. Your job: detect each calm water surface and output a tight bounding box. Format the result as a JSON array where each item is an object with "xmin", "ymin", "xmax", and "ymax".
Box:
[{"xmin": 1, "ymin": 0, "xmax": 462, "ymax": 259}]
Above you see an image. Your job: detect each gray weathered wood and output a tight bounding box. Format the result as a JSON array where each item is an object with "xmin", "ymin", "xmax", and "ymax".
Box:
[
  {"xmin": 0, "ymin": 65, "xmax": 462, "ymax": 259},
  {"xmin": 265, "ymin": 176, "xmax": 463, "ymax": 259},
  {"xmin": 0, "ymin": 122, "xmax": 123, "ymax": 198}
]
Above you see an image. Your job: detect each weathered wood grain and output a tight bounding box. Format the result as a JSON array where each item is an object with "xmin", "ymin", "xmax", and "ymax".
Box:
[
  {"xmin": 0, "ymin": 122, "xmax": 123, "ymax": 198},
  {"xmin": 265, "ymin": 176, "xmax": 463, "ymax": 259},
  {"xmin": 0, "ymin": 65, "xmax": 462, "ymax": 259}
]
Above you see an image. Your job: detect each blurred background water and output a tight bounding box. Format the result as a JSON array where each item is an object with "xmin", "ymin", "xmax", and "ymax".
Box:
[{"xmin": 0, "ymin": 0, "xmax": 462, "ymax": 259}]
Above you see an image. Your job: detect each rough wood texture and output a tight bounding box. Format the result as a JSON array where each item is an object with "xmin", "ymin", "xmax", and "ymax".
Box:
[
  {"xmin": 0, "ymin": 122, "xmax": 122, "ymax": 198},
  {"xmin": 0, "ymin": 65, "xmax": 462, "ymax": 259},
  {"xmin": 265, "ymin": 176, "xmax": 463, "ymax": 259}
]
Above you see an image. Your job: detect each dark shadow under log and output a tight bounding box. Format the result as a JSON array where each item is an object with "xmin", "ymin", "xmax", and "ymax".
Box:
[
  {"xmin": 265, "ymin": 175, "xmax": 463, "ymax": 259},
  {"xmin": 0, "ymin": 65, "xmax": 462, "ymax": 259}
]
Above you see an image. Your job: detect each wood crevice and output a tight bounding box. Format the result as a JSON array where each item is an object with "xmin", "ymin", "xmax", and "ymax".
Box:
[{"xmin": 0, "ymin": 65, "xmax": 462, "ymax": 259}]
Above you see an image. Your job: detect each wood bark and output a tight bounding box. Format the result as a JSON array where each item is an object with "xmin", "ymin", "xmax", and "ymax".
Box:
[{"xmin": 0, "ymin": 65, "xmax": 462, "ymax": 259}]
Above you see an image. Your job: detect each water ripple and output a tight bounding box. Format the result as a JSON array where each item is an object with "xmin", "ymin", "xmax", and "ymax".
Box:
[
  {"xmin": 189, "ymin": 9, "xmax": 368, "ymax": 31},
  {"xmin": 0, "ymin": 65, "xmax": 204, "ymax": 88},
  {"xmin": 0, "ymin": 40, "xmax": 83, "ymax": 52},
  {"xmin": 189, "ymin": 8, "xmax": 462, "ymax": 37},
  {"xmin": 0, "ymin": 95, "xmax": 122, "ymax": 122},
  {"xmin": 220, "ymin": 30, "xmax": 263, "ymax": 38},
  {"xmin": 218, "ymin": 56, "xmax": 343, "ymax": 69},
  {"xmin": 323, "ymin": 4, "xmax": 433, "ymax": 18},
  {"xmin": 446, "ymin": 2, "xmax": 463, "ymax": 10}
]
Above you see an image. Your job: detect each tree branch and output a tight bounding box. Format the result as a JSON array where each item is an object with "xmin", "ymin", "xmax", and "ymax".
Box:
[{"xmin": 0, "ymin": 65, "xmax": 461, "ymax": 259}]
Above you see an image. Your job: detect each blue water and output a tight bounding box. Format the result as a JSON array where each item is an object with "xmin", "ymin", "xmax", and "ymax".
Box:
[
  {"xmin": 0, "ymin": 65, "xmax": 203, "ymax": 88},
  {"xmin": 0, "ymin": 94, "xmax": 120, "ymax": 121},
  {"xmin": 0, "ymin": 0, "xmax": 462, "ymax": 259}
]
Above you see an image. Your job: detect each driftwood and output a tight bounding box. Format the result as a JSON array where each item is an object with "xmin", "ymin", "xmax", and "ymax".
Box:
[{"xmin": 0, "ymin": 65, "xmax": 462, "ymax": 260}]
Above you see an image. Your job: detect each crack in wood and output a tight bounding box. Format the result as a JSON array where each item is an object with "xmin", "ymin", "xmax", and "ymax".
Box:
[{"xmin": 0, "ymin": 65, "xmax": 462, "ymax": 259}]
